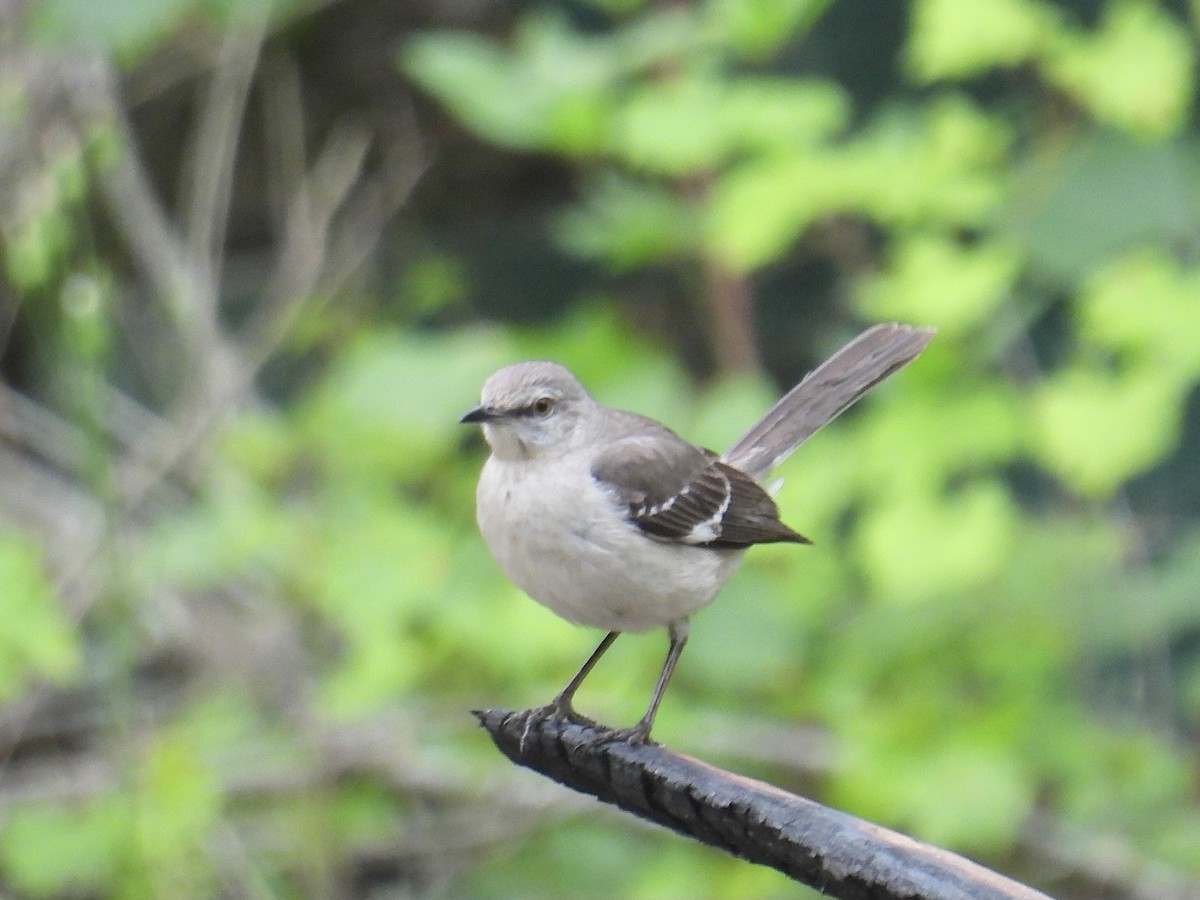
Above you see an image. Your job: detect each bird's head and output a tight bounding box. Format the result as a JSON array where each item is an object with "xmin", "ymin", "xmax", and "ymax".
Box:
[{"xmin": 460, "ymin": 361, "xmax": 596, "ymax": 460}]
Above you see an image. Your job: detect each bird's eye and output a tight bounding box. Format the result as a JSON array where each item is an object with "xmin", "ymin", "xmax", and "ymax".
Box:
[{"xmin": 533, "ymin": 396, "xmax": 554, "ymax": 416}]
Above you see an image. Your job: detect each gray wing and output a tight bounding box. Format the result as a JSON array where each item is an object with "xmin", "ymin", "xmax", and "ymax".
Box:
[{"xmin": 590, "ymin": 422, "xmax": 810, "ymax": 549}]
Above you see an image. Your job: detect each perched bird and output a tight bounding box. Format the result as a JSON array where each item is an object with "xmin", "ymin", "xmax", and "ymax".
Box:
[{"xmin": 461, "ymin": 323, "xmax": 935, "ymax": 744}]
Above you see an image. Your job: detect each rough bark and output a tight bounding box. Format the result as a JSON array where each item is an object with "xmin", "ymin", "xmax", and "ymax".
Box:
[{"xmin": 476, "ymin": 708, "xmax": 1051, "ymax": 900}]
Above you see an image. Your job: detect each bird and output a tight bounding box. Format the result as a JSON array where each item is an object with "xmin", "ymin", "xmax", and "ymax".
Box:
[{"xmin": 460, "ymin": 323, "xmax": 935, "ymax": 744}]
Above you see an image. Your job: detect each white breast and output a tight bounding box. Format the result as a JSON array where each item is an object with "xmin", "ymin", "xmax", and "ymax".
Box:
[{"xmin": 475, "ymin": 454, "xmax": 743, "ymax": 633}]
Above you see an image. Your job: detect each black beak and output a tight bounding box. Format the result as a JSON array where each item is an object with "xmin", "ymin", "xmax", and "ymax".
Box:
[{"xmin": 459, "ymin": 405, "xmax": 496, "ymax": 424}]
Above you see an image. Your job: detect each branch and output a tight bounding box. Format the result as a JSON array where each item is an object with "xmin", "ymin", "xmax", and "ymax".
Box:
[
  {"xmin": 183, "ymin": 18, "xmax": 266, "ymax": 339},
  {"xmin": 476, "ymin": 708, "xmax": 1051, "ymax": 900}
]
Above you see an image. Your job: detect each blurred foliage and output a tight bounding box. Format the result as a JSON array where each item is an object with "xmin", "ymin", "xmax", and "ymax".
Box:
[
  {"xmin": 0, "ymin": 534, "xmax": 79, "ymax": 700},
  {"xmin": 1, "ymin": 0, "xmax": 1200, "ymax": 898}
]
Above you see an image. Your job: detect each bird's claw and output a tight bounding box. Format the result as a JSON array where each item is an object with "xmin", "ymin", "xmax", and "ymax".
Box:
[
  {"xmin": 575, "ymin": 719, "xmax": 655, "ymax": 751},
  {"xmin": 512, "ymin": 700, "xmax": 656, "ymax": 753},
  {"xmin": 515, "ymin": 699, "xmax": 597, "ymax": 752}
]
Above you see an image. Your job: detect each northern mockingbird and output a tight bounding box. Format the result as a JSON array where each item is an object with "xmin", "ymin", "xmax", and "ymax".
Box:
[{"xmin": 461, "ymin": 323, "xmax": 935, "ymax": 744}]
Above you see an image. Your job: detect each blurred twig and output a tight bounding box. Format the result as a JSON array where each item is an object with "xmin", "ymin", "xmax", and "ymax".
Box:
[
  {"xmin": 0, "ymin": 697, "xmax": 584, "ymax": 887},
  {"xmin": 43, "ymin": 40, "xmax": 422, "ymax": 515},
  {"xmin": 0, "ymin": 27, "xmax": 423, "ymax": 789},
  {"xmin": 1020, "ymin": 813, "xmax": 1200, "ymax": 900},
  {"xmin": 183, "ymin": 15, "xmax": 266, "ymax": 309}
]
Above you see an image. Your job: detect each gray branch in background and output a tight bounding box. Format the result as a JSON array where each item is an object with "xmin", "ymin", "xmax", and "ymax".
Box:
[{"xmin": 476, "ymin": 707, "xmax": 1052, "ymax": 900}]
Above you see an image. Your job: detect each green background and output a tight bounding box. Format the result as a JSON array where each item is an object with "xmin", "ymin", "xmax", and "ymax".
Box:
[{"xmin": 1, "ymin": 0, "xmax": 1199, "ymax": 896}]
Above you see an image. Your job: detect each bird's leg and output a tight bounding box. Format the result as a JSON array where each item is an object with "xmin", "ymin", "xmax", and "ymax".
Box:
[
  {"xmin": 520, "ymin": 631, "xmax": 620, "ymax": 746},
  {"xmin": 548, "ymin": 630, "xmax": 620, "ymax": 722},
  {"xmin": 589, "ymin": 620, "xmax": 689, "ymax": 747}
]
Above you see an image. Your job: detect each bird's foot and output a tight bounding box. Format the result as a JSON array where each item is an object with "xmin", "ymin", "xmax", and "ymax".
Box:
[
  {"xmin": 577, "ymin": 718, "xmax": 656, "ymax": 751},
  {"xmin": 514, "ymin": 698, "xmax": 597, "ymax": 752}
]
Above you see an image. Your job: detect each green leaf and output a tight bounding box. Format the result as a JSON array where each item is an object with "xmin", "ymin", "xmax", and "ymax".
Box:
[
  {"xmin": 1079, "ymin": 251, "xmax": 1200, "ymax": 384},
  {"xmin": 301, "ymin": 499, "xmax": 455, "ymax": 715},
  {"xmin": 0, "ymin": 533, "xmax": 79, "ymax": 699},
  {"xmin": 130, "ymin": 731, "xmax": 222, "ymax": 897},
  {"xmin": 333, "ymin": 782, "xmax": 406, "ymax": 848},
  {"xmin": 135, "ymin": 470, "xmax": 296, "ymax": 590},
  {"xmin": 401, "ymin": 20, "xmax": 607, "ymax": 153},
  {"xmin": 706, "ymin": 151, "xmax": 837, "ymax": 270},
  {"xmin": 1058, "ymin": 726, "xmax": 1192, "ymax": 826},
  {"xmin": 1033, "ymin": 364, "xmax": 1182, "ymax": 498},
  {"xmin": 555, "ymin": 174, "xmax": 698, "ymax": 269},
  {"xmin": 613, "ymin": 76, "xmax": 731, "ymax": 174},
  {"xmin": 723, "ymin": 78, "xmax": 848, "ymax": 150},
  {"xmin": 401, "ymin": 10, "xmax": 697, "ymax": 155},
  {"xmin": 861, "ymin": 233, "xmax": 1020, "ymax": 335},
  {"xmin": 850, "ymin": 97, "xmax": 1010, "ymax": 227},
  {"xmin": 836, "ymin": 702, "xmax": 1036, "ymax": 852},
  {"xmin": 707, "ymin": 98, "xmax": 1009, "ymax": 270},
  {"xmin": 907, "ymin": 0, "xmax": 1061, "ymax": 81},
  {"xmin": 2, "ymin": 709, "xmax": 234, "ymax": 899},
  {"xmin": 857, "ymin": 480, "xmax": 1018, "ymax": 603},
  {"xmin": 6, "ymin": 208, "xmax": 73, "ymax": 293},
  {"xmin": 30, "ymin": 0, "xmax": 301, "ymax": 63},
  {"xmin": 402, "ymin": 31, "xmax": 546, "ymax": 150},
  {"xmin": 61, "ymin": 274, "xmax": 113, "ymax": 366},
  {"xmin": 217, "ymin": 410, "xmax": 295, "ymax": 483},
  {"xmin": 616, "ymin": 75, "xmax": 847, "ymax": 176},
  {"xmin": 900, "ymin": 736, "xmax": 1035, "ymax": 851},
  {"xmin": 1149, "ymin": 810, "xmax": 1200, "ymax": 873},
  {"xmin": 1045, "ymin": 1, "xmax": 1193, "ymax": 137},
  {"xmin": 300, "ymin": 328, "xmax": 513, "ymax": 481},
  {"xmin": 707, "ymin": 0, "xmax": 832, "ymax": 58},
  {"xmin": 853, "ymin": 374, "xmax": 1025, "ymax": 495},
  {"xmin": 1, "ymin": 798, "xmax": 127, "ymax": 896},
  {"xmin": 397, "ymin": 252, "xmax": 470, "ymax": 318},
  {"xmin": 31, "ymin": 0, "xmax": 197, "ymax": 60}
]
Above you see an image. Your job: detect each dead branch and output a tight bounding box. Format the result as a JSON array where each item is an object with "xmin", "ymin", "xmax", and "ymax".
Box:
[{"xmin": 476, "ymin": 707, "xmax": 1052, "ymax": 900}]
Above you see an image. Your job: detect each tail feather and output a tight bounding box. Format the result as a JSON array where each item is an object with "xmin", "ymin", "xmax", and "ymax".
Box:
[{"xmin": 722, "ymin": 323, "xmax": 936, "ymax": 481}]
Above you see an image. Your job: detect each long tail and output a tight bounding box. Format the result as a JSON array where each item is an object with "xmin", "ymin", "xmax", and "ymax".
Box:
[{"xmin": 722, "ymin": 323, "xmax": 936, "ymax": 481}]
